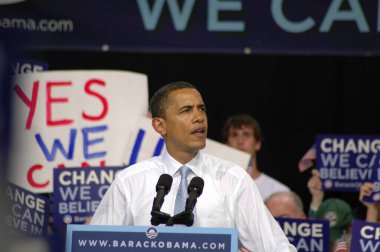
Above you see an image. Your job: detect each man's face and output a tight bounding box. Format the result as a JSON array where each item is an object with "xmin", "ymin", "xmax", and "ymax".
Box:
[
  {"xmin": 227, "ymin": 125, "xmax": 261, "ymax": 157},
  {"xmin": 160, "ymin": 88, "xmax": 208, "ymax": 155}
]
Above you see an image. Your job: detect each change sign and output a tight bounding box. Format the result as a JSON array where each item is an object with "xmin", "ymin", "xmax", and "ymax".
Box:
[
  {"xmin": 350, "ymin": 220, "xmax": 380, "ymax": 252},
  {"xmin": 53, "ymin": 166, "xmax": 124, "ymax": 227},
  {"xmin": 5, "ymin": 182, "xmax": 49, "ymax": 236},
  {"xmin": 316, "ymin": 134, "xmax": 380, "ymax": 191},
  {"xmin": 276, "ymin": 218, "xmax": 329, "ymax": 252}
]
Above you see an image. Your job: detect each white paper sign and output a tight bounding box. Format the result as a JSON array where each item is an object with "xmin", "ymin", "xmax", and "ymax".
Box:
[
  {"xmin": 8, "ymin": 70, "xmax": 148, "ymax": 193},
  {"xmin": 123, "ymin": 116, "xmax": 250, "ymax": 169}
]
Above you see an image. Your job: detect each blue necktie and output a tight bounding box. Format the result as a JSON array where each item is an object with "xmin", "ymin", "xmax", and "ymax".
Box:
[{"xmin": 174, "ymin": 166, "xmax": 191, "ymax": 215}]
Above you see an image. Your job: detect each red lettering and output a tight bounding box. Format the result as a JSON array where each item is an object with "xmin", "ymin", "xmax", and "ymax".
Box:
[
  {"xmin": 46, "ymin": 81, "xmax": 73, "ymax": 126},
  {"xmin": 82, "ymin": 79, "xmax": 108, "ymax": 121},
  {"xmin": 27, "ymin": 164, "xmax": 49, "ymax": 188},
  {"xmin": 13, "ymin": 81, "xmax": 39, "ymax": 129}
]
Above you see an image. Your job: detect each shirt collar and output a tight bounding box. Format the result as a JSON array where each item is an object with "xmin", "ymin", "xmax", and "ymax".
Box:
[{"xmin": 161, "ymin": 148, "xmax": 203, "ymax": 177}]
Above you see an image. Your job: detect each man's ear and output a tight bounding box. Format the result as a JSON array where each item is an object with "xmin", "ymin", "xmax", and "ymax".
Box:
[
  {"xmin": 152, "ymin": 117, "xmax": 166, "ymax": 136},
  {"xmin": 255, "ymin": 141, "xmax": 262, "ymax": 152}
]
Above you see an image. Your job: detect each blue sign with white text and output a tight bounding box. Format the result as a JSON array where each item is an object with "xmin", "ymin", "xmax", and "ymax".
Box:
[
  {"xmin": 316, "ymin": 134, "xmax": 380, "ymax": 192},
  {"xmin": 53, "ymin": 166, "xmax": 124, "ymax": 227},
  {"xmin": 350, "ymin": 220, "xmax": 380, "ymax": 251},
  {"xmin": 276, "ymin": 218, "xmax": 330, "ymax": 252},
  {"xmin": 66, "ymin": 225, "xmax": 237, "ymax": 252},
  {"xmin": 5, "ymin": 182, "xmax": 49, "ymax": 236}
]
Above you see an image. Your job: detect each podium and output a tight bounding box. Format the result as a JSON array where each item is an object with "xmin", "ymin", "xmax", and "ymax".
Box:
[{"xmin": 66, "ymin": 224, "xmax": 238, "ymax": 252}]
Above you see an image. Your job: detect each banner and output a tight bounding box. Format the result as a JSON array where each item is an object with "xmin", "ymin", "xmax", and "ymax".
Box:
[
  {"xmin": 7, "ymin": 70, "xmax": 148, "ymax": 193},
  {"xmin": 5, "ymin": 182, "xmax": 50, "ymax": 236},
  {"xmin": 53, "ymin": 166, "xmax": 124, "ymax": 227},
  {"xmin": 1, "ymin": 0, "xmax": 379, "ymax": 55},
  {"xmin": 276, "ymin": 218, "xmax": 330, "ymax": 252},
  {"xmin": 316, "ymin": 134, "xmax": 380, "ymax": 191},
  {"xmin": 350, "ymin": 220, "xmax": 380, "ymax": 251},
  {"xmin": 66, "ymin": 225, "xmax": 238, "ymax": 252}
]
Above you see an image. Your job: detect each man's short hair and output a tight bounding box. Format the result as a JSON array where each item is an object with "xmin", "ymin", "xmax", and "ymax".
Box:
[
  {"xmin": 265, "ymin": 191, "xmax": 304, "ymax": 214},
  {"xmin": 149, "ymin": 81, "xmax": 196, "ymax": 118},
  {"xmin": 222, "ymin": 113, "xmax": 262, "ymax": 142}
]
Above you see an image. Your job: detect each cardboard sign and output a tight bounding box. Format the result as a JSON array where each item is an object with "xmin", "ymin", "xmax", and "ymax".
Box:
[
  {"xmin": 7, "ymin": 70, "xmax": 148, "ymax": 193},
  {"xmin": 316, "ymin": 134, "xmax": 380, "ymax": 191},
  {"xmin": 53, "ymin": 166, "xmax": 124, "ymax": 227},
  {"xmin": 276, "ymin": 218, "xmax": 330, "ymax": 252}
]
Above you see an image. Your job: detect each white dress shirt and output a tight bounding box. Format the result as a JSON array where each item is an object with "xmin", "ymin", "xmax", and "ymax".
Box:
[{"xmin": 91, "ymin": 149, "xmax": 296, "ymax": 251}]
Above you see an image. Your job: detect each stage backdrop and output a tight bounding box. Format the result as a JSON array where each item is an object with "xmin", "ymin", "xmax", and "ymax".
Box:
[{"xmin": 1, "ymin": 0, "xmax": 379, "ymax": 55}]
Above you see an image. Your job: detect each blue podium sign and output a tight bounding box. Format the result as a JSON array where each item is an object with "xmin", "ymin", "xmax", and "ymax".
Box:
[{"xmin": 66, "ymin": 224, "xmax": 238, "ymax": 252}]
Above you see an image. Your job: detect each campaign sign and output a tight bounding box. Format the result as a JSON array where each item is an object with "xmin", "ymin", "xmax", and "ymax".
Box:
[
  {"xmin": 66, "ymin": 224, "xmax": 238, "ymax": 252},
  {"xmin": 362, "ymin": 161, "xmax": 380, "ymax": 203},
  {"xmin": 316, "ymin": 134, "xmax": 380, "ymax": 191},
  {"xmin": 7, "ymin": 70, "xmax": 148, "ymax": 193},
  {"xmin": 53, "ymin": 166, "xmax": 124, "ymax": 227},
  {"xmin": 5, "ymin": 182, "xmax": 49, "ymax": 236},
  {"xmin": 12, "ymin": 59, "xmax": 49, "ymax": 74},
  {"xmin": 276, "ymin": 218, "xmax": 329, "ymax": 252},
  {"xmin": 350, "ymin": 220, "xmax": 380, "ymax": 251}
]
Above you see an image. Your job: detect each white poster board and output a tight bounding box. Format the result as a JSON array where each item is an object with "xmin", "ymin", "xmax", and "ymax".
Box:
[{"xmin": 8, "ymin": 70, "xmax": 148, "ymax": 193}]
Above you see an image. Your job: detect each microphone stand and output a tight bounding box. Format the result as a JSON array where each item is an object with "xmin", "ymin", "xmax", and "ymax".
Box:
[
  {"xmin": 150, "ymin": 210, "xmax": 171, "ymax": 226},
  {"xmin": 165, "ymin": 210, "xmax": 194, "ymax": 226}
]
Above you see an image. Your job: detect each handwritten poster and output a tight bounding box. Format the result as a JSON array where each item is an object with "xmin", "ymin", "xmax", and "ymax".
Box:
[{"xmin": 7, "ymin": 70, "xmax": 148, "ymax": 193}]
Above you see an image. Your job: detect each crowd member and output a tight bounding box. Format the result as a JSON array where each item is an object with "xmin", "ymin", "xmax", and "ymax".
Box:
[
  {"xmin": 306, "ymin": 169, "xmax": 324, "ymax": 217},
  {"xmin": 359, "ymin": 182, "xmax": 380, "ymax": 222},
  {"xmin": 90, "ymin": 81, "xmax": 296, "ymax": 251},
  {"xmin": 307, "ymin": 169, "xmax": 353, "ymax": 251},
  {"xmin": 222, "ymin": 113, "xmax": 290, "ymax": 200},
  {"xmin": 314, "ymin": 198, "xmax": 353, "ymax": 251},
  {"xmin": 265, "ymin": 191, "xmax": 307, "ymax": 219}
]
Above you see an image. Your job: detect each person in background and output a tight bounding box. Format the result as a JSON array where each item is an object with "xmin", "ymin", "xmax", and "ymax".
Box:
[
  {"xmin": 222, "ymin": 113, "xmax": 290, "ymax": 201},
  {"xmin": 265, "ymin": 191, "xmax": 307, "ymax": 219},
  {"xmin": 314, "ymin": 198, "xmax": 353, "ymax": 251},
  {"xmin": 359, "ymin": 182, "xmax": 380, "ymax": 222},
  {"xmin": 307, "ymin": 169, "xmax": 325, "ymax": 217},
  {"xmin": 90, "ymin": 81, "xmax": 296, "ymax": 251},
  {"xmin": 307, "ymin": 169, "xmax": 353, "ymax": 251}
]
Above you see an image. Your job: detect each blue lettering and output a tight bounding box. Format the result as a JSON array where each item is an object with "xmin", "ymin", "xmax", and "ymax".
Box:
[
  {"xmin": 129, "ymin": 129, "xmax": 145, "ymax": 165},
  {"xmin": 82, "ymin": 125, "xmax": 107, "ymax": 159},
  {"xmin": 153, "ymin": 138, "xmax": 164, "ymax": 156},
  {"xmin": 35, "ymin": 129, "xmax": 76, "ymax": 161},
  {"xmin": 128, "ymin": 129, "xmax": 165, "ymax": 165}
]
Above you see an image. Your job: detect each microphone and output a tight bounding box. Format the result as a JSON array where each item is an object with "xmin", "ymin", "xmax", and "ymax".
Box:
[
  {"xmin": 152, "ymin": 174, "xmax": 173, "ymax": 212},
  {"xmin": 185, "ymin": 177, "xmax": 204, "ymax": 214}
]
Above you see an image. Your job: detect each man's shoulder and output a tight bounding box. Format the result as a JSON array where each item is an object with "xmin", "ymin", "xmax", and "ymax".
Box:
[
  {"xmin": 117, "ymin": 156, "xmax": 163, "ymax": 178},
  {"xmin": 201, "ymin": 151, "xmax": 248, "ymax": 176}
]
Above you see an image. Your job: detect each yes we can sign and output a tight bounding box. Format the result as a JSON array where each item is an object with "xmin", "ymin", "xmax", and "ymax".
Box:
[{"xmin": 7, "ymin": 70, "xmax": 148, "ymax": 193}]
